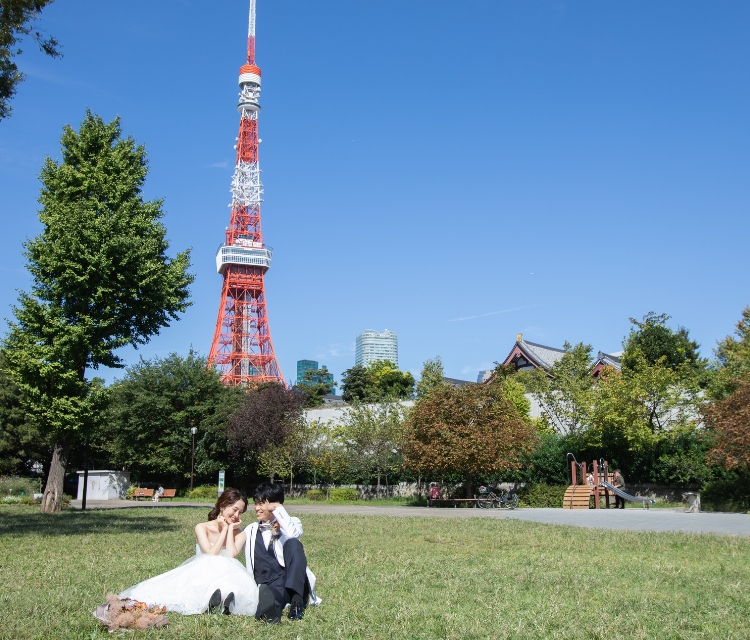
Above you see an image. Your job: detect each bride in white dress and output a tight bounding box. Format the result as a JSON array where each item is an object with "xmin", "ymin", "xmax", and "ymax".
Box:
[{"xmin": 119, "ymin": 488, "xmax": 259, "ymax": 615}]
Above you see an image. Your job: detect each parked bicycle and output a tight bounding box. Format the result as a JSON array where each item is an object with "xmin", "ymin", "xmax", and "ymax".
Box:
[{"xmin": 477, "ymin": 482, "xmax": 519, "ymax": 509}]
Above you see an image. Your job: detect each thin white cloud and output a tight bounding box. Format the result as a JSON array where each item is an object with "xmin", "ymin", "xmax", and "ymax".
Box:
[
  {"xmin": 460, "ymin": 362, "xmax": 495, "ymax": 375},
  {"xmin": 315, "ymin": 343, "xmax": 355, "ymax": 359},
  {"xmin": 449, "ymin": 305, "xmax": 534, "ymax": 322},
  {"xmin": 209, "ymin": 161, "xmax": 229, "ymax": 169}
]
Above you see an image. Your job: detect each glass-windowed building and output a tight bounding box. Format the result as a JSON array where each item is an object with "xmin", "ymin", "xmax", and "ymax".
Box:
[
  {"xmin": 355, "ymin": 329, "xmax": 398, "ymax": 368},
  {"xmin": 296, "ymin": 359, "xmax": 335, "ymax": 391},
  {"xmin": 296, "ymin": 360, "xmax": 319, "ymax": 385}
]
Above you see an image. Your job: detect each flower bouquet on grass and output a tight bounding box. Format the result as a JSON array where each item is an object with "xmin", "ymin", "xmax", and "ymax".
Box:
[{"xmin": 93, "ymin": 594, "xmax": 168, "ymax": 632}]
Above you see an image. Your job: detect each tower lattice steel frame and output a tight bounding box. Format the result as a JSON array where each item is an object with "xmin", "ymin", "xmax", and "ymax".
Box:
[{"xmin": 208, "ymin": 0, "xmax": 284, "ymax": 385}]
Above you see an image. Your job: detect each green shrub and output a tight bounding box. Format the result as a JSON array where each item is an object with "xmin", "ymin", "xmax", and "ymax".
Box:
[
  {"xmin": 329, "ymin": 488, "xmax": 357, "ymax": 501},
  {"xmin": 701, "ymin": 474, "xmax": 750, "ymax": 512},
  {"xmin": 125, "ymin": 485, "xmax": 136, "ymax": 500},
  {"xmin": 306, "ymin": 489, "xmax": 326, "ymax": 501},
  {"xmin": 1, "ymin": 495, "xmax": 40, "ymax": 504},
  {"xmin": 518, "ymin": 484, "xmax": 568, "ymax": 508},
  {"xmin": 189, "ymin": 485, "xmax": 218, "ymax": 499},
  {"xmin": 0, "ymin": 476, "xmax": 42, "ymax": 497}
]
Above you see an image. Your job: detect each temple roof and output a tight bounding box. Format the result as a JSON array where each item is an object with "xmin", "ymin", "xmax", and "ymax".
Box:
[
  {"xmin": 444, "ymin": 377, "xmax": 474, "ymax": 387},
  {"xmin": 592, "ymin": 351, "xmax": 622, "ymax": 376},
  {"xmin": 521, "ymin": 340, "xmax": 567, "ymax": 369},
  {"xmin": 502, "ymin": 338, "xmax": 566, "ymax": 372}
]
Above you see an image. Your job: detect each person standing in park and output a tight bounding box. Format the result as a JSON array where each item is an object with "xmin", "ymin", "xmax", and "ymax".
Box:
[{"xmin": 613, "ymin": 469, "xmax": 626, "ymax": 509}]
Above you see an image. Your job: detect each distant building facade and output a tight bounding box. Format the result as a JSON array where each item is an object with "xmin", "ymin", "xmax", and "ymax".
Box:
[
  {"xmin": 296, "ymin": 359, "xmax": 335, "ymax": 391},
  {"xmin": 355, "ymin": 329, "xmax": 398, "ymax": 368},
  {"xmin": 477, "ymin": 370, "xmax": 493, "ymax": 383},
  {"xmin": 296, "ymin": 360, "xmax": 319, "ymax": 385}
]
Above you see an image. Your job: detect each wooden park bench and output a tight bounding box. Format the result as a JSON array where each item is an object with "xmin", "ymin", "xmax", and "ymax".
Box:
[
  {"xmin": 161, "ymin": 489, "xmax": 177, "ymax": 500},
  {"xmin": 133, "ymin": 488, "xmax": 154, "ymax": 500},
  {"xmin": 427, "ymin": 498, "xmax": 478, "ymax": 508}
]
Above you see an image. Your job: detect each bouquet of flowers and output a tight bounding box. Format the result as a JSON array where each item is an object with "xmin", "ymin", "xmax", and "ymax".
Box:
[{"xmin": 93, "ymin": 594, "xmax": 169, "ymax": 632}]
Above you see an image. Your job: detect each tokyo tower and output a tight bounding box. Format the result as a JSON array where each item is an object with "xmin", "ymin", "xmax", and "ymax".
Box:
[{"xmin": 208, "ymin": 0, "xmax": 284, "ymax": 385}]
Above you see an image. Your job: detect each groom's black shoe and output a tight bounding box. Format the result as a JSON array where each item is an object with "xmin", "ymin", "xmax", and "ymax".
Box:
[
  {"xmin": 255, "ymin": 584, "xmax": 281, "ymax": 624},
  {"xmin": 208, "ymin": 589, "xmax": 222, "ymax": 614},
  {"xmin": 222, "ymin": 592, "xmax": 235, "ymax": 615},
  {"xmin": 288, "ymin": 594, "xmax": 304, "ymax": 621}
]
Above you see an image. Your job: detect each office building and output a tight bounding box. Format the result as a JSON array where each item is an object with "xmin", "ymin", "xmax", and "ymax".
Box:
[
  {"xmin": 296, "ymin": 359, "xmax": 335, "ymax": 391},
  {"xmin": 355, "ymin": 329, "xmax": 398, "ymax": 368}
]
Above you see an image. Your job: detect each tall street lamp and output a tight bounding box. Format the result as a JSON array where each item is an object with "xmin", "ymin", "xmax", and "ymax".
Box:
[{"xmin": 190, "ymin": 427, "xmax": 197, "ymax": 491}]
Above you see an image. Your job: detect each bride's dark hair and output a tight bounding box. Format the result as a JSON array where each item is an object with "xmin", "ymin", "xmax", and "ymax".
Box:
[{"xmin": 208, "ymin": 488, "xmax": 248, "ymax": 521}]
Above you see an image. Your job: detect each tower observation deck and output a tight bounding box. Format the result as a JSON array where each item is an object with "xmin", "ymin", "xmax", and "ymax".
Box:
[{"xmin": 208, "ymin": 0, "xmax": 284, "ymax": 385}]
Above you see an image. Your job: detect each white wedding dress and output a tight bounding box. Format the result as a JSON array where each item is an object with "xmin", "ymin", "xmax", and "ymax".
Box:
[{"xmin": 119, "ymin": 544, "xmax": 259, "ymax": 615}]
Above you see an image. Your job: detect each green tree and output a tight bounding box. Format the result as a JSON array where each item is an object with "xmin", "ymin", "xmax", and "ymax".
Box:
[
  {"xmin": 0, "ymin": 353, "xmax": 48, "ymax": 475},
  {"xmin": 256, "ymin": 416, "xmax": 318, "ymax": 491},
  {"xmin": 524, "ymin": 342, "xmax": 595, "ymax": 435},
  {"xmin": 415, "ymin": 356, "xmax": 447, "ymax": 398},
  {"xmin": 341, "ymin": 361, "xmax": 415, "ymax": 402},
  {"xmin": 1, "ymin": 0, "xmax": 61, "ymax": 121},
  {"xmin": 340, "ymin": 365, "xmax": 371, "ymax": 403},
  {"xmin": 107, "ymin": 351, "xmax": 238, "ymax": 484},
  {"xmin": 489, "ymin": 363, "xmax": 533, "ymax": 424},
  {"xmin": 338, "ymin": 400, "xmax": 407, "ymax": 494},
  {"xmin": 294, "ymin": 366, "xmax": 336, "ymax": 408},
  {"xmin": 711, "ymin": 306, "xmax": 750, "ymax": 399},
  {"xmin": 368, "ymin": 360, "xmax": 415, "ymax": 400},
  {"xmin": 305, "ymin": 419, "xmax": 349, "ymax": 487},
  {"xmin": 404, "ymin": 383, "xmax": 537, "ymax": 497},
  {"xmin": 621, "ymin": 312, "xmax": 705, "ymax": 374},
  {"xmin": 582, "ymin": 355, "xmax": 702, "ymax": 479},
  {"xmin": 2, "ymin": 112, "xmax": 193, "ymax": 512}
]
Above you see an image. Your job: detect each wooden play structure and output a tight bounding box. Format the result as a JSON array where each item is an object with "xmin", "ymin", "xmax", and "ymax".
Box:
[{"xmin": 562, "ymin": 454, "xmax": 655, "ymax": 509}]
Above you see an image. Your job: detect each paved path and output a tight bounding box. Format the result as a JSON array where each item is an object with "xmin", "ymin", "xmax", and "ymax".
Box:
[{"xmin": 70, "ymin": 500, "xmax": 750, "ymax": 537}]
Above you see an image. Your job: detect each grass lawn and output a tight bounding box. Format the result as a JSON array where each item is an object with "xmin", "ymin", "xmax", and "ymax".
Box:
[{"xmin": 1, "ymin": 505, "xmax": 748, "ymax": 639}]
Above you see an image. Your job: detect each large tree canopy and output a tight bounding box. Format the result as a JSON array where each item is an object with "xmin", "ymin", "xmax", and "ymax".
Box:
[
  {"xmin": 340, "ymin": 360, "xmax": 414, "ymax": 402},
  {"xmin": 621, "ymin": 312, "xmax": 704, "ymax": 374},
  {"xmin": 705, "ymin": 379, "xmax": 750, "ymax": 472},
  {"xmin": 2, "ymin": 111, "xmax": 193, "ymax": 512},
  {"xmin": 0, "ymin": 0, "xmax": 61, "ymax": 121},
  {"xmin": 711, "ymin": 306, "xmax": 750, "ymax": 399},
  {"xmin": 404, "ymin": 383, "xmax": 537, "ymax": 497},
  {"xmin": 108, "ymin": 351, "xmax": 239, "ymax": 484}
]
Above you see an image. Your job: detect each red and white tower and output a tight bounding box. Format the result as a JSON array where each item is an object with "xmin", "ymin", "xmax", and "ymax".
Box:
[{"xmin": 208, "ymin": 0, "xmax": 284, "ymax": 385}]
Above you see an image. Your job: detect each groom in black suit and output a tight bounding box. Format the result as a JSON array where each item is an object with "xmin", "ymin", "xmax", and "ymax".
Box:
[{"xmin": 244, "ymin": 482, "xmax": 320, "ymax": 623}]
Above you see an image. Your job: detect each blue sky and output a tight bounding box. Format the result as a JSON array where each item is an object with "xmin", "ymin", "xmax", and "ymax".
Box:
[{"xmin": 1, "ymin": 0, "xmax": 748, "ymax": 386}]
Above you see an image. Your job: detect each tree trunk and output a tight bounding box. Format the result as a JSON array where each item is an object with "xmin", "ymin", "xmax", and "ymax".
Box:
[
  {"xmin": 377, "ymin": 471, "xmax": 381, "ymax": 497},
  {"xmin": 464, "ymin": 469, "xmax": 472, "ymax": 498},
  {"xmin": 41, "ymin": 436, "xmax": 71, "ymax": 513}
]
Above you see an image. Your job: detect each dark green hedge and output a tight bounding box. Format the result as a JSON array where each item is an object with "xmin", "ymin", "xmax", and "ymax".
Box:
[{"xmin": 518, "ymin": 484, "xmax": 568, "ymax": 508}]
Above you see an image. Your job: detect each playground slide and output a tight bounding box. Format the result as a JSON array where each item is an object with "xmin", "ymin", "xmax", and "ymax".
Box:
[{"xmin": 600, "ymin": 481, "xmax": 656, "ymax": 505}]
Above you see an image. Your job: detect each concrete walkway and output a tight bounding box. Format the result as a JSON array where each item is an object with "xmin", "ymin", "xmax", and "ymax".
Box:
[{"xmin": 69, "ymin": 500, "xmax": 750, "ymax": 537}]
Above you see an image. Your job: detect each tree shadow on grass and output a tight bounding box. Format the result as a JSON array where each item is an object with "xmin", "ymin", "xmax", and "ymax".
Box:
[{"xmin": 0, "ymin": 508, "xmax": 181, "ymax": 537}]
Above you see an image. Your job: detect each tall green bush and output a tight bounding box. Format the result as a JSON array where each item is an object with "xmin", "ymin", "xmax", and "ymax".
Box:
[{"xmin": 518, "ymin": 484, "xmax": 568, "ymax": 508}]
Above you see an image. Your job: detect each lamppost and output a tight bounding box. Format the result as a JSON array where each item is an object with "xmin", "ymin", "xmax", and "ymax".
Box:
[{"xmin": 190, "ymin": 427, "xmax": 197, "ymax": 491}]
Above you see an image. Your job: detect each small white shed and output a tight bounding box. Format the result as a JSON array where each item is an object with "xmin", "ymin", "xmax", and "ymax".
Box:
[{"xmin": 76, "ymin": 470, "xmax": 130, "ymax": 500}]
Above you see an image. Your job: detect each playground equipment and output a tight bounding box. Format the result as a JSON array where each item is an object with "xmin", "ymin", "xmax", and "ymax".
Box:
[{"xmin": 563, "ymin": 454, "xmax": 656, "ymax": 509}]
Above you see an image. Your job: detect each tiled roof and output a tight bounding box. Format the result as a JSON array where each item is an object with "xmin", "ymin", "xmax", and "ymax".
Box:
[
  {"xmin": 596, "ymin": 351, "xmax": 622, "ymax": 371},
  {"xmin": 521, "ymin": 340, "xmax": 566, "ymax": 370},
  {"xmin": 444, "ymin": 377, "xmax": 474, "ymax": 387}
]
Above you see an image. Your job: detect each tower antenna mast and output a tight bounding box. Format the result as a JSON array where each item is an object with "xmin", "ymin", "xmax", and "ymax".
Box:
[{"xmin": 208, "ymin": 0, "xmax": 284, "ymax": 386}]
